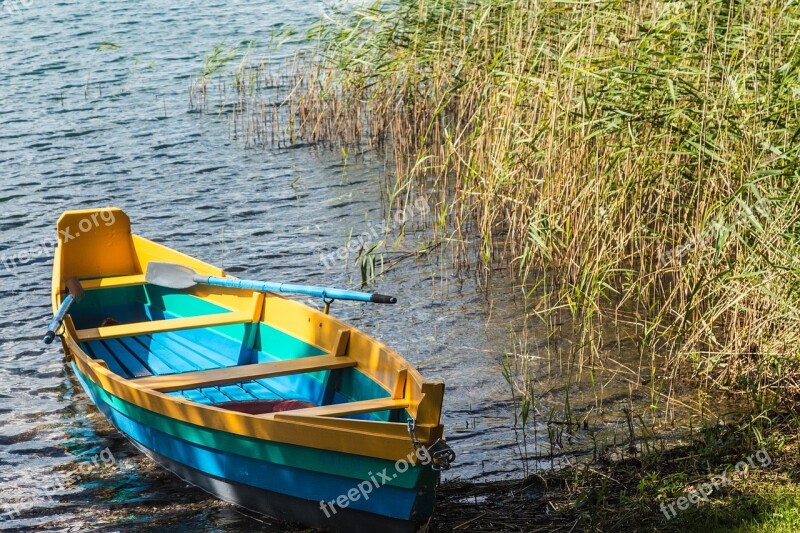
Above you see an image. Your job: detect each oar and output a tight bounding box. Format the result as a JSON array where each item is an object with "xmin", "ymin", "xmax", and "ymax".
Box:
[
  {"xmin": 145, "ymin": 262, "xmax": 397, "ymax": 304},
  {"xmin": 44, "ymin": 277, "xmax": 85, "ymax": 344}
]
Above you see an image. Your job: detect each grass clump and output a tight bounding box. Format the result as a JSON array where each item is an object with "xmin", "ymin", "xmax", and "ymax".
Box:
[
  {"xmin": 290, "ymin": 0, "xmax": 800, "ymax": 407},
  {"xmin": 434, "ymin": 417, "xmax": 800, "ymax": 531}
]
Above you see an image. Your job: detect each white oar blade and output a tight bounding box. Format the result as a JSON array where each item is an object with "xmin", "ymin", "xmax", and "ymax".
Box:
[{"xmin": 145, "ymin": 261, "xmax": 198, "ymax": 289}]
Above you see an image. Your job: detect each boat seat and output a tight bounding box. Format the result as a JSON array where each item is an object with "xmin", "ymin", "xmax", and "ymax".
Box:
[
  {"xmin": 132, "ymin": 354, "xmax": 357, "ymax": 392},
  {"xmin": 75, "ymin": 311, "xmax": 254, "ymax": 342},
  {"xmin": 268, "ymin": 398, "xmax": 410, "ymax": 418},
  {"xmin": 80, "ymin": 274, "xmax": 148, "ymax": 290}
]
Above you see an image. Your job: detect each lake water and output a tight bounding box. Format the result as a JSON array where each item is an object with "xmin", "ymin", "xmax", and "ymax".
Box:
[{"xmin": 0, "ymin": 1, "xmax": 699, "ymax": 530}]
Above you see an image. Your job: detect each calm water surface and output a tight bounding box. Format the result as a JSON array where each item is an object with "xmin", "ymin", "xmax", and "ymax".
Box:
[{"xmin": 0, "ymin": 1, "xmax": 699, "ymax": 530}]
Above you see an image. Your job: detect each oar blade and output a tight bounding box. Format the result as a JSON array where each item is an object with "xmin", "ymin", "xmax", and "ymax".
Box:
[{"xmin": 145, "ymin": 261, "xmax": 198, "ymax": 289}]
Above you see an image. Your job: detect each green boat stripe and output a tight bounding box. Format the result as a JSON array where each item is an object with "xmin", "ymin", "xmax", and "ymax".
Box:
[{"xmin": 76, "ymin": 364, "xmax": 421, "ymax": 489}]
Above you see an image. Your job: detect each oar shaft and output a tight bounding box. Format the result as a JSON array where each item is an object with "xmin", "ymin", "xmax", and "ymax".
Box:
[
  {"xmin": 44, "ymin": 294, "xmax": 74, "ymax": 344},
  {"xmin": 145, "ymin": 262, "xmax": 397, "ymax": 303},
  {"xmin": 200, "ymin": 276, "xmax": 396, "ymax": 303}
]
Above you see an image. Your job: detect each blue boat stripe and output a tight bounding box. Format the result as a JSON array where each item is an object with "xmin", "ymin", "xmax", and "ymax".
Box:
[{"xmin": 74, "ymin": 370, "xmax": 420, "ymax": 520}]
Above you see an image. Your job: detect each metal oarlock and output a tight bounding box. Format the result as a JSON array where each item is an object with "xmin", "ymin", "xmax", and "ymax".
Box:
[{"xmin": 322, "ymin": 294, "xmax": 335, "ymax": 314}]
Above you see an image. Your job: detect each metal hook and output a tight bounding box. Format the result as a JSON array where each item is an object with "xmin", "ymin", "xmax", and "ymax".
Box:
[{"xmin": 322, "ymin": 292, "xmax": 335, "ymax": 315}]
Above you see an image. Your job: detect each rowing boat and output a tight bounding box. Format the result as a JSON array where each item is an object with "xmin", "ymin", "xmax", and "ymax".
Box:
[{"xmin": 46, "ymin": 207, "xmax": 454, "ymax": 532}]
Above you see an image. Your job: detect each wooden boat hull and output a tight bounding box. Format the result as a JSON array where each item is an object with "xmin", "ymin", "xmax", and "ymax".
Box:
[
  {"xmin": 50, "ymin": 208, "xmax": 449, "ymax": 531},
  {"xmin": 74, "ymin": 366, "xmax": 435, "ymax": 532}
]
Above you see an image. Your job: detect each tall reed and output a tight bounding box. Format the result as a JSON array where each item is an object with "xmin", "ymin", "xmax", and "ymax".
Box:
[
  {"xmin": 307, "ymin": 0, "xmax": 799, "ymax": 399},
  {"xmin": 208, "ymin": 0, "xmax": 800, "ymax": 409}
]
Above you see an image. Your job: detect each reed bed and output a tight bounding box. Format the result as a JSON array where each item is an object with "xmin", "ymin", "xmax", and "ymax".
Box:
[
  {"xmin": 199, "ymin": 0, "xmax": 800, "ymax": 415},
  {"xmin": 299, "ymin": 0, "xmax": 800, "ymax": 408}
]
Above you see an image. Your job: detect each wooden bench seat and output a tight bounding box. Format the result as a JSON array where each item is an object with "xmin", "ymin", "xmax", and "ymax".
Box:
[
  {"xmin": 76, "ymin": 311, "xmax": 254, "ymax": 342},
  {"xmin": 132, "ymin": 354, "xmax": 357, "ymax": 393},
  {"xmin": 80, "ymin": 274, "xmax": 148, "ymax": 290},
  {"xmin": 269, "ymin": 398, "xmax": 409, "ymax": 418}
]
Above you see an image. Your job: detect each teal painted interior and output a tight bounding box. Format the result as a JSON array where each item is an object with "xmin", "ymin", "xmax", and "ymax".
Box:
[
  {"xmin": 148, "ymin": 285, "xmax": 230, "ymax": 317},
  {"xmin": 332, "ymin": 368, "xmax": 405, "ymax": 422},
  {"xmin": 71, "ymin": 285, "xmax": 145, "ymax": 328},
  {"xmin": 337, "ymin": 367, "xmax": 390, "ymax": 401},
  {"xmin": 254, "ymin": 322, "xmax": 327, "ymax": 384},
  {"xmin": 75, "ymin": 284, "xmax": 397, "ymax": 415},
  {"xmin": 254, "ymin": 322, "xmax": 326, "ymax": 359},
  {"xmin": 70, "ymin": 284, "xmax": 229, "ymax": 329}
]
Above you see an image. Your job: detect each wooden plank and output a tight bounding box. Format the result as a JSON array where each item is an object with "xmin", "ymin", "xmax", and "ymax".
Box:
[
  {"xmin": 392, "ymin": 366, "xmax": 408, "ymax": 399},
  {"xmin": 132, "ymin": 354, "xmax": 357, "ymax": 392},
  {"xmin": 249, "ymin": 292, "xmax": 264, "ymax": 322},
  {"xmin": 269, "ymin": 398, "xmax": 409, "ymax": 419},
  {"xmin": 104, "ymin": 338, "xmax": 158, "ymax": 377},
  {"xmin": 145, "ymin": 333, "xmax": 218, "ymax": 373},
  {"xmin": 80, "ymin": 274, "xmax": 147, "ymax": 290},
  {"xmin": 87, "ymin": 339, "xmax": 152, "ymax": 378},
  {"xmin": 116, "ymin": 336, "xmax": 180, "ymax": 375},
  {"xmin": 240, "ymin": 381, "xmax": 283, "ymax": 401},
  {"xmin": 155, "ymin": 330, "xmax": 239, "ymax": 369},
  {"xmin": 76, "ymin": 311, "xmax": 253, "ymax": 342},
  {"xmin": 416, "ymin": 381, "xmax": 445, "ymax": 426},
  {"xmin": 269, "ymin": 413, "xmax": 442, "ymax": 443},
  {"xmin": 332, "ymin": 329, "xmax": 350, "ymax": 356},
  {"xmin": 83, "ymin": 340, "xmax": 130, "ymax": 377}
]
